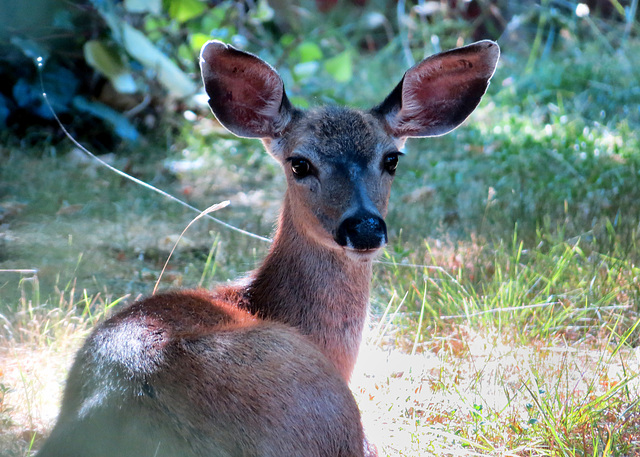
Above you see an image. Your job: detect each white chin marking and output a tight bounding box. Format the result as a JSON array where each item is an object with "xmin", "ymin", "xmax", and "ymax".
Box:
[{"xmin": 343, "ymin": 247, "xmax": 382, "ymax": 262}]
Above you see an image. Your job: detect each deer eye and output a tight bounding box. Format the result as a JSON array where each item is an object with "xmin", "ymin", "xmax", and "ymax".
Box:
[
  {"xmin": 290, "ymin": 157, "xmax": 312, "ymax": 179},
  {"xmin": 383, "ymin": 152, "xmax": 402, "ymax": 175}
]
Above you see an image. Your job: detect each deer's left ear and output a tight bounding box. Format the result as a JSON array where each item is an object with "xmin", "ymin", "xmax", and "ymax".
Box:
[
  {"xmin": 200, "ymin": 40, "xmax": 294, "ymax": 139},
  {"xmin": 371, "ymin": 40, "xmax": 499, "ymax": 140}
]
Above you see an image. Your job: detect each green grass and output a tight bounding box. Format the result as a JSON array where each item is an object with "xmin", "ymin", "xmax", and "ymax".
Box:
[
  {"xmin": 374, "ymin": 226, "xmax": 639, "ymax": 343},
  {"xmin": 2, "ymin": 1, "xmax": 640, "ymax": 455}
]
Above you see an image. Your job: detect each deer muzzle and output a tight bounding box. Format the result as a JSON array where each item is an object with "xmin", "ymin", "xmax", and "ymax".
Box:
[{"xmin": 335, "ymin": 212, "xmax": 388, "ymax": 251}]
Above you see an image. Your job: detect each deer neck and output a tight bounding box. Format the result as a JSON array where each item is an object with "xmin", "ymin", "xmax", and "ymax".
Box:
[{"xmin": 244, "ymin": 193, "xmax": 373, "ymax": 381}]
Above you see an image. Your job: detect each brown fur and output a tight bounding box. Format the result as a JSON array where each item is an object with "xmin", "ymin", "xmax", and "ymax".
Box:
[{"xmin": 38, "ymin": 40, "xmax": 499, "ymax": 457}]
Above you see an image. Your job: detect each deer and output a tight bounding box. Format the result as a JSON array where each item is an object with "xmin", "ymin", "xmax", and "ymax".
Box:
[{"xmin": 37, "ymin": 39, "xmax": 499, "ymax": 457}]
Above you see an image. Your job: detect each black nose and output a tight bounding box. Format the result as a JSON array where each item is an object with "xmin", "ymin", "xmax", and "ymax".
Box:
[{"xmin": 335, "ymin": 214, "xmax": 388, "ymax": 250}]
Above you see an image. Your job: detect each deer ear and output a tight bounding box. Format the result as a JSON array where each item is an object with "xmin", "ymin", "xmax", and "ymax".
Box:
[
  {"xmin": 200, "ymin": 41, "xmax": 294, "ymax": 139},
  {"xmin": 372, "ymin": 40, "xmax": 499, "ymax": 140}
]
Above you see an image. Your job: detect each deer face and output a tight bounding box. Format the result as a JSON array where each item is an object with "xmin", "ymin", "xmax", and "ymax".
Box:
[
  {"xmin": 264, "ymin": 106, "xmax": 400, "ymax": 257},
  {"xmin": 200, "ymin": 40, "xmax": 499, "ymax": 259}
]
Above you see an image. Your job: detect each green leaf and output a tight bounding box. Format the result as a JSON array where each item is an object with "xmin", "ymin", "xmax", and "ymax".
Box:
[
  {"xmin": 177, "ymin": 43, "xmax": 193, "ymax": 63},
  {"xmin": 144, "ymin": 16, "xmax": 164, "ymax": 33},
  {"xmin": 121, "ymin": 23, "xmax": 196, "ymax": 97},
  {"xmin": 297, "ymin": 42, "xmax": 323, "ymax": 63},
  {"xmin": 288, "ymin": 95, "xmax": 309, "ymax": 109},
  {"xmin": 249, "ymin": 0, "xmax": 274, "ymax": 24},
  {"xmin": 83, "ymin": 40, "xmax": 136, "ymax": 94},
  {"xmin": 201, "ymin": 7, "xmax": 227, "ymax": 31},
  {"xmin": 125, "ymin": 0, "xmax": 161, "ymax": 14},
  {"xmin": 72, "ymin": 96, "xmax": 139, "ymax": 142},
  {"xmin": 324, "ymin": 50, "xmax": 352, "ymax": 83},
  {"xmin": 280, "ymin": 34, "xmax": 295, "ymax": 47},
  {"xmin": 167, "ymin": 0, "xmax": 205, "ymax": 23},
  {"xmin": 189, "ymin": 33, "xmax": 210, "ymax": 52}
]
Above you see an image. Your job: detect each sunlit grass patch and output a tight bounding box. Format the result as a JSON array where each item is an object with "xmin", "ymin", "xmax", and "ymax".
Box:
[
  {"xmin": 0, "ymin": 273, "xmax": 126, "ymax": 456},
  {"xmin": 362, "ymin": 223, "xmax": 640, "ymax": 456},
  {"xmin": 354, "ymin": 325, "xmax": 640, "ymax": 456}
]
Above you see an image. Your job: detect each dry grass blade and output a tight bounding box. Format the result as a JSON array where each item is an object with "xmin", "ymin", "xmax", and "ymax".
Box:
[{"xmin": 153, "ymin": 200, "xmax": 230, "ymax": 295}]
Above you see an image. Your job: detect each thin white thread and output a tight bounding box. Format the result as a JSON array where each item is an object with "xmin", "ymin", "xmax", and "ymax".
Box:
[{"xmin": 36, "ymin": 60, "xmax": 272, "ymax": 243}]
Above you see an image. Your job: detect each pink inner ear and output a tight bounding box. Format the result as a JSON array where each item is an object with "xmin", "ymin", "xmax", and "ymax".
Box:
[
  {"xmin": 200, "ymin": 41, "xmax": 290, "ymax": 138},
  {"xmin": 209, "ymin": 49, "xmax": 283, "ymax": 117},
  {"xmin": 245, "ymin": 71, "xmax": 284, "ymax": 119},
  {"xmin": 387, "ymin": 41, "xmax": 499, "ymax": 138},
  {"xmin": 219, "ymin": 63, "xmax": 283, "ymax": 132}
]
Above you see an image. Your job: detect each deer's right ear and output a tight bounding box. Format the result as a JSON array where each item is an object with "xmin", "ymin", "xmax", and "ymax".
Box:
[
  {"xmin": 200, "ymin": 41, "xmax": 293, "ymax": 139},
  {"xmin": 371, "ymin": 40, "xmax": 499, "ymax": 141}
]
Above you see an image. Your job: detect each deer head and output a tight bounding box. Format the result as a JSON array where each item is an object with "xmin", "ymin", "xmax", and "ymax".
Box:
[{"xmin": 200, "ymin": 40, "xmax": 499, "ymax": 259}]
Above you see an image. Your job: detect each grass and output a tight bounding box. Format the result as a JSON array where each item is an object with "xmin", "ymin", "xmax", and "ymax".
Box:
[
  {"xmin": 362, "ymin": 226, "xmax": 640, "ymax": 455},
  {"xmin": 354, "ymin": 325, "xmax": 640, "ymax": 456},
  {"xmin": 2, "ymin": 1, "xmax": 640, "ymax": 455},
  {"xmin": 375, "ymin": 228, "xmax": 640, "ymax": 344},
  {"xmin": 0, "ymin": 277, "xmax": 117, "ymax": 454}
]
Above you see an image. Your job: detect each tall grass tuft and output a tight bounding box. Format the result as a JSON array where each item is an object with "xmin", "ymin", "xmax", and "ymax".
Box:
[{"xmin": 0, "ymin": 270, "xmax": 127, "ymax": 455}]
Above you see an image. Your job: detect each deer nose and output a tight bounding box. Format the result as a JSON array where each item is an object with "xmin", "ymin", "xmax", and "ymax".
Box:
[{"xmin": 335, "ymin": 213, "xmax": 388, "ymax": 251}]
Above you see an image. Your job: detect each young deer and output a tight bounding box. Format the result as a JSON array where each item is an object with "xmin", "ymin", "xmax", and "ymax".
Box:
[{"xmin": 37, "ymin": 40, "xmax": 499, "ymax": 457}]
